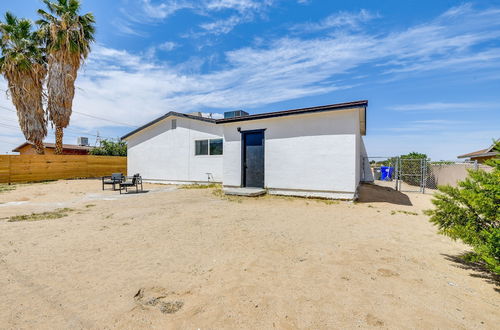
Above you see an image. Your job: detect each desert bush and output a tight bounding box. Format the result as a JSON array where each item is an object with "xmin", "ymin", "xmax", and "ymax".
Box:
[
  {"xmin": 425, "ymin": 141, "xmax": 499, "ymax": 273},
  {"xmin": 89, "ymin": 139, "xmax": 127, "ymax": 156}
]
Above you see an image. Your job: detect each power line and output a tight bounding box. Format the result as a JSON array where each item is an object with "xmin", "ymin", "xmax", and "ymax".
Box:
[
  {"xmin": 0, "ymin": 105, "xmax": 127, "ymax": 139},
  {"xmin": 72, "ymin": 111, "xmax": 137, "ymax": 127},
  {"xmin": 0, "ymin": 104, "xmax": 136, "ymax": 127},
  {"xmin": 0, "ymin": 118, "xmax": 117, "ymax": 140},
  {"xmin": 0, "ymin": 123, "xmax": 20, "ymax": 131},
  {"xmin": 0, "ymin": 139, "xmax": 18, "ymax": 146},
  {"xmin": 0, "ymin": 105, "xmax": 16, "ymax": 113},
  {"xmin": 0, "ymin": 106, "xmax": 113, "ymax": 147},
  {"xmin": 0, "ymin": 121, "xmax": 19, "ymax": 129}
]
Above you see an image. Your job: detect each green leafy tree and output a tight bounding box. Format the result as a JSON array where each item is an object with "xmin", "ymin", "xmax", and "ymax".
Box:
[
  {"xmin": 425, "ymin": 141, "xmax": 500, "ymax": 273},
  {"xmin": 89, "ymin": 140, "xmax": 127, "ymax": 156}
]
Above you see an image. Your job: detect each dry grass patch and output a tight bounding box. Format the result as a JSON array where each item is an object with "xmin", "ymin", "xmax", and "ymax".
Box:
[
  {"xmin": 8, "ymin": 208, "xmax": 75, "ymax": 222},
  {"xmin": 211, "ymin": 186, "xmax": 243, "ymax": 203},
  {"xmin": 210, "ymin": 185, "xmax": 344, "ymax": 205},
  {"xmin": 391, "ymin": 210, "xmax": 419, "ymax": 216},
  {"xmin": 134, "ymin": 287, "xmax": 185, "ymax": 314},
  {"xmin": 0, "ymin": 184, "xmax": 16, "ymax": 194},
  {"xmin": 180, "ymin": 183, "xmax": 221, "ymax": 189},
  {"xmin": 257, "ymin": 192, "xmax": 342, "ymax": 205}
]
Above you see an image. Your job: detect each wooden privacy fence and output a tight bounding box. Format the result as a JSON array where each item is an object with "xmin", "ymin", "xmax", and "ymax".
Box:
[{"xmin": 0, "ymin": 155, "xmax": 127, "ymax": 184}]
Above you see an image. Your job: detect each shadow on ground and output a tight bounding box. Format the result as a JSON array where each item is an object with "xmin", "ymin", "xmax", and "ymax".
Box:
[
  {"xmin": 357, "ymin": 183, "xmax": 412, "ymax": 206},
  {"xmin": 120, "ymin": 190, "xmax": 150, "ymax": 195},
  {"xmin": 442, "ymin": 253, "xmax": 500, "ymax": 292}
]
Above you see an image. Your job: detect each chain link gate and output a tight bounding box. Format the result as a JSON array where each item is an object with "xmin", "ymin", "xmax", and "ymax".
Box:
[{"xmin": 396, "ymin": 158, "xmax": 428, "ymax": 193}]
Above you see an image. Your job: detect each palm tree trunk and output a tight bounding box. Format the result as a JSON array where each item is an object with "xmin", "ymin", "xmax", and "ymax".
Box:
[
  {"xmin": 34, "ymin": 141, "xmax": 45, "ymax": 155},
  {"xmin": 55, "ymin": 126, "xmax": 64, "ymax": 155}
]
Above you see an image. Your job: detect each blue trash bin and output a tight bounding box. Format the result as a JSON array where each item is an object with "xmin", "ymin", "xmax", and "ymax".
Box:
[{"xmin": 380, "ymin": 166, "xmax": 394, "ymax": 181}]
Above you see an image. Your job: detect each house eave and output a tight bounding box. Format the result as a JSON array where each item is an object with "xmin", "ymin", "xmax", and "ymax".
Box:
[
  {"xmin": 215, "ymin": 100, "xmax": 368, "ymax": 126},
  {"xmin": 457, "ymin": 152, "xmax": 498, "ymax": 159},
  {"xmin": 121, "ymin": 111, "xmax": 216, "ymax": 140},
  {"xmin": 121, "ymin": 100, "xmax": 369, "ymax": 141}
]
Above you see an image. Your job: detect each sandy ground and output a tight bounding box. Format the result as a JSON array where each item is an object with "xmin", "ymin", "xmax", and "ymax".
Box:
[{"xmin": 0, "ymin": 180, "xmax": 498, "ymax": 329}]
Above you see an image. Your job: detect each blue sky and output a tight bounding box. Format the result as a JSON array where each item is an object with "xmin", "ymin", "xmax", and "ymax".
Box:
[{"xmin": 0, "ymin": 0, "xmax": 499, "ymax": 159}]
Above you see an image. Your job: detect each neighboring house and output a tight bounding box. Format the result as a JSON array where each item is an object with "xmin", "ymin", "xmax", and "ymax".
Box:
[
  {"xmin": 122, "ymin": 100, "xmax": 371, "ymax": 199},
  {"xmin": 457, "ymin": 142, "xmax": 498, "ymax": 163},
  {"xmin": 12, "ymin": 142, "xmax": 92, "ymax": 155}
]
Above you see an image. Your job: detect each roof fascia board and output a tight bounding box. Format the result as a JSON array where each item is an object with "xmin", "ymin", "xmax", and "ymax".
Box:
[
  {"xmin": 215, "ymin": 101, "xmax": 367, "ymax": 124},
  {"xmin": 458, "ymin": 151, "xmax": 498, "ymax": 159},
  {"xmin": 121, "ymin": 112, "xmax": 216, "ymax": 140},
  {"xmin": 121, "ymin": 100, "xmax": 368, "ymax": 140}
]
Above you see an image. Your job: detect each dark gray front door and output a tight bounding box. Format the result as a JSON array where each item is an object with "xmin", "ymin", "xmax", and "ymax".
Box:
[{"xmin": 243, "ymin": 131, "xmax": 264, "ymax": 188}]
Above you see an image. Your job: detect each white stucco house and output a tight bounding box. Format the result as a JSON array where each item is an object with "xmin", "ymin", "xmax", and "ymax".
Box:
[{"xmin": 121, "ymin": 100, "xmax": 370, "ymax": 199}]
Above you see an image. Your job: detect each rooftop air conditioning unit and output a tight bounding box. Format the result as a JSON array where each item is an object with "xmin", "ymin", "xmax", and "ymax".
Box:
[
  {"xmin": 77, "ymin": 137, "xmax": 89, "ymax": 146},
  {"xmin": 224, "ymin": 110, "xmax": 249, "ymax": 119}
]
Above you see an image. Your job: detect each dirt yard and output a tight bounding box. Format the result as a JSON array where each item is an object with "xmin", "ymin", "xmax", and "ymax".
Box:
[{"xmin": 0, "ymin": 180, "xmax": 498, "ymax": 329}]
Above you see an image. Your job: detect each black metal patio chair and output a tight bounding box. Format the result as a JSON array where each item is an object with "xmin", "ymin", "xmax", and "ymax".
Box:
[
  {"xmin": 102, "ymin": 173, "xmax": 124, "ymax": 191},
  {"xmin": 119, "ymin": 174, "xmax": 143, "ymax": 194}
]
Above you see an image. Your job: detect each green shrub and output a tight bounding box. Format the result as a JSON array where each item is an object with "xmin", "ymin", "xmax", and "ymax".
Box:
[
  {"xmin": 425, "ymin": 141, "xmax": 500, "ymax": 273},
  {"xmin": 89, "ymin": 140, "xmax": 127, "ymax": 156},
  {"xmin": 400, "ymin": 152, "xmax": 428, "ymax": 186}
]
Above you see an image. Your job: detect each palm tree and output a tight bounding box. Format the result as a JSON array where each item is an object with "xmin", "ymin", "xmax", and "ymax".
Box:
[
  {"xmin": 37, "ymin": 0, "xmax": 95, "ymax": 154},
  {"xmin": 0, "ymin": 12, "xmax": 47, "ymax": 154}
]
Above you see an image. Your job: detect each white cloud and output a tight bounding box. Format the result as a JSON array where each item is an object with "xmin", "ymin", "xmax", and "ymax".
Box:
[
  {"xmin": 73, "ymin": 1, "xmax": 500, "ymax": 130},
  {"xmin": 293, "ymin": 9, "xmax": 377, "ymax": 32},
  {"xmin": 141, "ymin": 0, "xmax": 193, "ymax": 19},
  {"xmin": 198, "ymin": 0, "xmax": 274, "ymax": 34},
  {"xmin": 200, "ymin": 15, "xmax": 245, "ymax": 34},
  {"xmin": 136, "ymin": 0, "xmax": 274, "ymax": 35},
  {"xmin": 80, "ymin": 5, "xmax": 500, "ymax": 132},
  {"xmin": 1, "ymin": 4, "xmax": 500, "ymax": 154},
  {"xmin": 113, "ymin": 18, "xmax": 147, "ymax": 37},
  {"xmin": 158, "ymin": 41, "xmax": 177, "ymax": 51},
  {"xmin": 204, "ymin": 0, "xmax": 269, "ymax": 13},
  {"xmin": 47, "ymin": 5, "xmax": 500, "ymax": 127},
  {"xmin": 139, "ymin": 0, "xmax": 272, "ymax": 18},
  {"xmin": 389, "ymin": 102, "xmax": 499, "ymax": 112}
]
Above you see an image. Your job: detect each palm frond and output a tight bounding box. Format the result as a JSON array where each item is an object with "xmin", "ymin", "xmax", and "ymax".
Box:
[
  {"xmin": 0, "ymin": 11, "xmax": 47, "ymax": 152},
  {"xmin": 37, "ymin": 0, "xmax": 95, "ymax": 136},
  {"xmin": 4, "ymin": 12, "xmax": 17, "ymax": 26}
]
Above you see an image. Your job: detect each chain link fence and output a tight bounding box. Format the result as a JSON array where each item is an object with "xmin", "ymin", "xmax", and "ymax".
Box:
[
  {"xmin": 363, "ymin": 156, "xmax": 486, "ymax": 194},
  {"xmin": 425, "ymin": 161, "xmax": 483, "ymax": 190}
]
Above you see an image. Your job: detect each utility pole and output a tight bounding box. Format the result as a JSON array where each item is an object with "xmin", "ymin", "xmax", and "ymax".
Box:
[{"xmin": 95, "ymin": 131, "xmax": 102, "ymax": 147}]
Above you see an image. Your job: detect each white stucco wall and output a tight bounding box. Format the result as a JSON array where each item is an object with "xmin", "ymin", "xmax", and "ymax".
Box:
[
  {"xmin": 355, "ymin": 113, "xmax": 361, "ymax": 187},
  {"xmin": 222, "ymin": 108, "xmax": 363, "ymax": 199},
  {"xmin": 125, "ymin": 116, "xmax": 223, "ymax": 183},
  {"xmin": 359, "ymin": 137, "xmax": 373, "ymax": 182}
]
